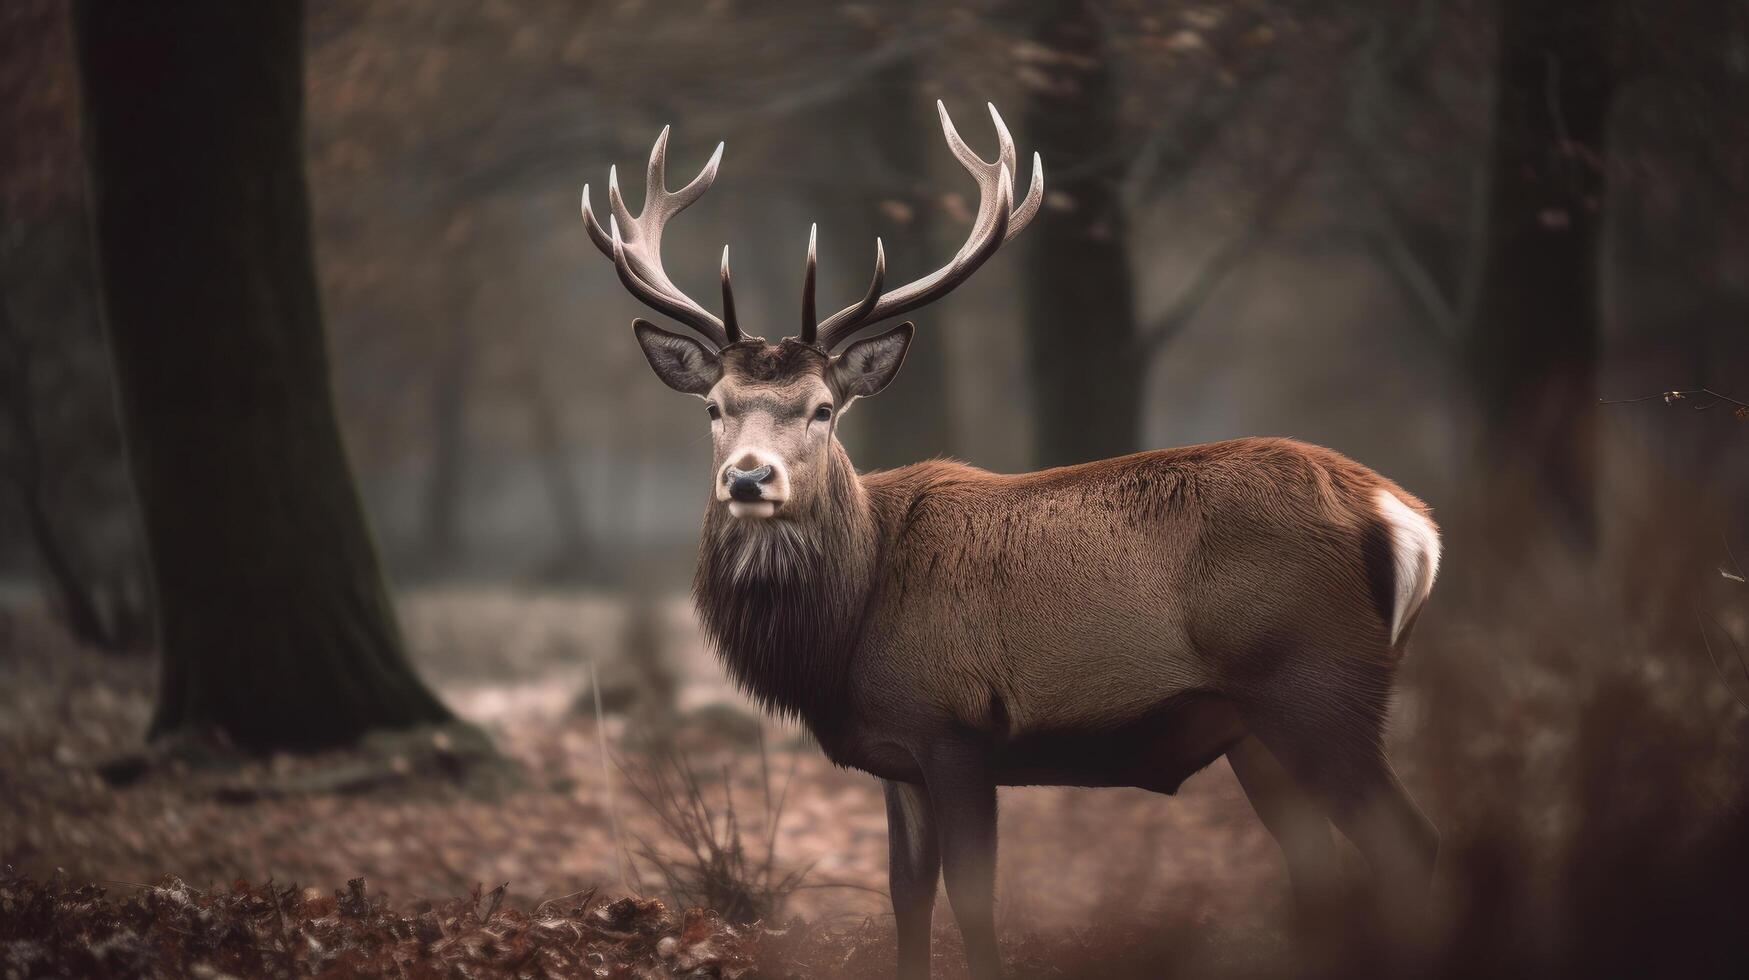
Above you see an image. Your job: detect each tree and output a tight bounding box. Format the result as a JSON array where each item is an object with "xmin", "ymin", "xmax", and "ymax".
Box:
[
  {"xmin": 1465, "ymin": 0, "xmax": 1617, "ymax": 559},
  {"xmin": 835, "ymin": 3, "xmax": 954, "ymax": 471},
  {"xmin": 420, "ymin": 216, "xmax": 477, "ymax": 566},
  {"xmin": 0, "ymin": 0, "xmax": 152, "ymax": 653},
  {"xmin": 1019, "ymin": 0, "xmax": 1142, "ymax": 468},
  {"xmin": 73, "ymin": 0, "xmax": 453, "ymax": 751}
]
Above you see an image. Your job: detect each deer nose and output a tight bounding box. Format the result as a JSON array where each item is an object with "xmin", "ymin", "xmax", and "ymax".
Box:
[{"xmin": 725, "ymin": 462, "xmax": 773, "ymax": 502}]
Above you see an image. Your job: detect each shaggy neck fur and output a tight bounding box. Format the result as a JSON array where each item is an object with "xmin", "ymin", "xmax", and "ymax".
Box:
[{"xmin": 693, "ymin": 440, "xmax": 878, "ymax": 749}]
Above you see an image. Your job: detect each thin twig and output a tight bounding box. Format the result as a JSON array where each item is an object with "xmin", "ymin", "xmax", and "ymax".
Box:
[
  {"xmin": 590, "ymin": 659, "xmax": 629, "ymax": 893},
  {"xmin": 762, "ymin": 747, "xmax": 801, "ymax": 886},
  {"xmin": 1598, "ymin": 388, "xmax": 1749, "ymax": 411},
  {"xmin": 756, "ymin": 726, "xmax": 774, "ymax": 843},
  {"xmin": 1137, "ymin": 73, "xmax": 1332, "ymax": 357},
  {"xmin": 1695, "ymin": 609, "xmax": 1749, "ymax": 712},
  {"xmin": 1720, "ymin": 535, "xmax": 1745, "ymax": 584},
  {"xmin": 792, "ymin": 880, "xmax": 889, "ymax": 897},
  {"xmin": 99, "ymin": 878, "xmax": 154, "ymax": 889}
]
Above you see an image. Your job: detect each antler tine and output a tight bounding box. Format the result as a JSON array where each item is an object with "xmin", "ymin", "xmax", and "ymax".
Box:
[
  {"xmin": 579, "ymin": 129, "xmax": 730, "ymax": 349},
  {"xmin": 935, "ymin": 102, "xmax": 1040, "ymax": 249},
  {"xmin": 938, "ymin": 100, "xmax": 981, "ymax": 171},
  {"xmin": 608, "ymin": 218, "xmax": 726, "ymax": 346},
  {"xmin": 580, "ymin": 185, "xmax": 612, "ymax": 254},
  {"xmin": 1009, "ymin": 152, "xmax": 1045, "ymax": 243},
  {"xmin": 988, "ymin": 105, "xmax": 1044, "ymax": 241},
  {"xmin": 801, "ymin": 224, "xmax": 818, "ymax": 344},
  {"xmin": 720, "ymin": 245, "xmax": 741, "ymax": 343},
  {"xmin": 988, "ymin": 102, "xmax": 1017, "ymax": 181},
  {"xmin": 669, "ymin": 142, "xmax": 724, "ymax": 212},
  {"xmin": 646, "ymin": 126, "xmax": 671, "ymax": 199},
  {"xmin": 815, "ymin": 103, "xmax": 1041, "ymax": 350},
  {"xmin": 839, "ymin": 238, "xmax": 886, "ymax": 328},
  {"xmin": 606, "ymin": 165, "xmax": 637, "ymax": 238},
  {"xmin": 958, "ymin": 164, "xmax": 1014, "ymax": 281}
]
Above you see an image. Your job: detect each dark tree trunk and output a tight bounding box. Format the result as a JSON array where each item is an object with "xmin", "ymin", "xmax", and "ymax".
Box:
[
  {"xmin": 0, "ymin": 296, "xmax": 114, "ymax": 650},
  {"xmin": 74, "ymin": 0, "xmax": 453, "ymax": 751},
  {"xmin": 838, "ymin": 27, "xmax": 953, "ymax": 470},
  {"xmin": 1021, "ymin": 0, "xmax": 1142, "ymax": 468},
  {"xmin": 1466, "ymin": 0, "xmax": 1617, "ymax": 560}
]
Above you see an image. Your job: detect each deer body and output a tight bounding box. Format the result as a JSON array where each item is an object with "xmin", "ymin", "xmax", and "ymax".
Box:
[
  {"xmin": 701, "ymin": 437, "xmax": 1436, "ymax": 787},
  {"xmin": 579, "ymin": 105, "xmax": 1440, "ymax": 980}
]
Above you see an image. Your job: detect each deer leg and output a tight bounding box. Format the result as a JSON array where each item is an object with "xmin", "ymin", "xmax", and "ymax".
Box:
[
  {"xmin": 1227, "ymin": 734, "xmax": 1344, "ymax": 918},
  {"xmin": 919, "ymin": 739, "xmax": 1002, "ymax": 980},
  {"xmin": 1240, "ymin": 668, "xmax": 1439, "ymax": 909},
  {"xmin": 1335, "ymin": 757, "xmax": 1439, "ymax": 904},
  {"xmin": 883, "ymin": 779, "xmax": 940, "ymax": 980}
]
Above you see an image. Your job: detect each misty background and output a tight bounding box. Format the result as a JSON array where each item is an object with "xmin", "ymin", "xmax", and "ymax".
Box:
[
  {"xmin": 2, "ymin": 2, "xmax": 1748, "ymax": 975},
  {"xmin": 6, "ymin": 0, "xmax": 1742, "ymax": 613}
]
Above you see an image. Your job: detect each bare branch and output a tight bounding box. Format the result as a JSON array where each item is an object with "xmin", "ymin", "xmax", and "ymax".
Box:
[
  {"xmin": 1119, "ymin": 8, "xmax": 1286, "ymax": 210},
  {"xmin": 1696, "ymin": 609, "xmax": 1749, "ymax": 713},
  {"xmin": 1362, "ymin": 220, "xmax": 1460, "ymax": 346},
  {"xmin": 1598, "ymin": 388, "xmax": 1749, "ymax": 414},
  {"xmin": 1137, "ymin": 121, "xmax": 1321, "ymax": 357}
]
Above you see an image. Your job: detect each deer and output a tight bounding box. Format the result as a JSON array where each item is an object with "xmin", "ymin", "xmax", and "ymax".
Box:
[{"xmin": 577, "ymin": 102, "xmax": 1442, "ymax": 980}]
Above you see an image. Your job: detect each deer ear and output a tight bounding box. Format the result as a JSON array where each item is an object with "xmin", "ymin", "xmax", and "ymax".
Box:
[
  {"xmin": 633, "ymin": 318, "xmax": 720, "ymax": 395},
  {"xmin": 829, "ymin": 321, "xmax": 913, "ymax": 402}
]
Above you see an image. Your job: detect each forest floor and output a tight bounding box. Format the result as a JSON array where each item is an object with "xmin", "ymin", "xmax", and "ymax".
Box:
[{"xmin": 1, "ymin": 588, "xmax": 1304, "ymax": 977}]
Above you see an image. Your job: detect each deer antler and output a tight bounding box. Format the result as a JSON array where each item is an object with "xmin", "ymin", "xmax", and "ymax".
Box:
[
  {"xmin": 582, "ymin": 127, "xmax": 740, "ymax": 348},
  {"xmin": 806, "ymin": 102, "xmax": 1044, "ymax": 350}
]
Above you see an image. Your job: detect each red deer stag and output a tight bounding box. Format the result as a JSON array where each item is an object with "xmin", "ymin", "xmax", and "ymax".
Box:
[{"xmin": 578, "ymin": 103, "xmax": 1441, "ymax": 980}]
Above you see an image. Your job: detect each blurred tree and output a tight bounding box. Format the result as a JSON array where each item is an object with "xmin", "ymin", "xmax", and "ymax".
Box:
[
  {"xmin": 0, "ymin": 280, "xmax": 137, "ymax": 651},
  {"xmin": 420, "ymin": 216, "xmax": 478, "ymax": 566},
  {"xmin": 1339, "ymin": 0, "xmax": 1491, "ymax": 350},
  {"xmin": 1466, "ymin": 0, "xmax": 1617, "ymax": 558},
  {"xmin": 835, "ymin": 4, "xmax": 954, "ymax": 470},
  {"xmin": 1020, "ymin": 0, "xmax": 1141, "ymax": 468},
  {"xmin": 0, "ymin": 0, "xmax": 151, "ymax": 653},
  {"xmin": 73, "ymin": 0, "xmax": 453, "ymax": 750},
  {"xmin": 523, "ymin": 358, "xmax": 590, "ymax": 580}
]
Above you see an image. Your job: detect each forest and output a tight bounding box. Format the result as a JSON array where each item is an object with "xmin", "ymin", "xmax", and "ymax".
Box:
[{"xmin": 1, "ymin": 0, "xmax": 1746, "ymax": 977}]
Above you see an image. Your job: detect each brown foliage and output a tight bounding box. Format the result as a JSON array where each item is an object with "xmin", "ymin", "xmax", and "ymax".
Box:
[{"xmin": 0, "ymin": 870, "xmax": 765, "ymax": 979}]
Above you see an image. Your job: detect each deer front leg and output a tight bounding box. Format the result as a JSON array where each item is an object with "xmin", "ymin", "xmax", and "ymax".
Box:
[
  {"xmin": 919, "ymin": 739, "xmax": 1001, "ymax": 980},
  {"xmin": 884, "ymin": 779, "xmax": 940, "ymax": 979}
]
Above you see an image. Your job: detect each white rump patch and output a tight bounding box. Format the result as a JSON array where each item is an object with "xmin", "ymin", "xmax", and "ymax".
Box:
[{"xmin": 1375, "ymin": 489, "xmax": 1441, "ymax": 645}]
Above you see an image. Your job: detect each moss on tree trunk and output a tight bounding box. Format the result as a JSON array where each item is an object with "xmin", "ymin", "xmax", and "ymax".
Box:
[{"xmin": 73, "ymin": 0, "xmax": 453, "ymax": 751}]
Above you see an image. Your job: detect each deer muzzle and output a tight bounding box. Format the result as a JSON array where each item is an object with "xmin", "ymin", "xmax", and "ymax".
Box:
[{"xmin": 718, "ymin": 455, "xmax": 785, "ymax": 518}]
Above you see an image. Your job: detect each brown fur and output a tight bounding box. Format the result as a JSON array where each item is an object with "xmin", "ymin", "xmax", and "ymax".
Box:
[
  {"xmin": 671, "ymin": 339, "xmax": 1440, "ymax": 980},
  {"xmin": 694, "ymin": 440, "xmax": 874, "ymax": 748}
]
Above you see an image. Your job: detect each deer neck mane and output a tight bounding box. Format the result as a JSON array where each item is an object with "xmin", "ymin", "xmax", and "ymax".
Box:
[{"xmin": 693, "ymin": 440, "xmax": 877, "ymax": 745}]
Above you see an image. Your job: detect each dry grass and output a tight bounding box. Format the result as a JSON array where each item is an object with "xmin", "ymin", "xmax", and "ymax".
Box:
[{"xmin": 621, "ymin": 742, "xmax": 810, "ymax": 926}]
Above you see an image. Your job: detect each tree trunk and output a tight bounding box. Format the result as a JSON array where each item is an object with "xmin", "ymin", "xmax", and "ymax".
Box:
[
  {"xmin": 1021, "ymin": 0, "xmax": 1143, "ymax": 468},
  {"xmin": 0, "ymin": 298, "xmax": 115, "ymax": 651},
  {"xmin": 1466, "ymin": 0, "xmax": 1616, "ymax": 560},
  {"xmin": 837, "ymin": 23, "xmax": 953, "ymax": 470},
  {"xmin": 74, "ymin": 0, "xmax": 453, "ymax": 751}
]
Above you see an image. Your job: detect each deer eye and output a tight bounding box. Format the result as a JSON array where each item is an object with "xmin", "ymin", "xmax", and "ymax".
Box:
[
  {"xmin": 706, "ymin": 404, "xmax": 721, "ymax": 421},
  {"xmin": 812, "ymin": 404, "xmax": 833, "ymax": 422}
]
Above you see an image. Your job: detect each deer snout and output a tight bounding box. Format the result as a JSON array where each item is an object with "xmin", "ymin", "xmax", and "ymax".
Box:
[
  {"xmin": 727, "ymin": 464, "xmax": 770, "ymax": 502},
  {"xmin": 717, "ymin": 451, "xmax": 788, "ymax": 517}
]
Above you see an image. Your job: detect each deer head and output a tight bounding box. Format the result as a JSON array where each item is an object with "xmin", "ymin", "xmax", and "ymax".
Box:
[{"xmin": 580, "ymin": 103, "xmax": 1043, "ymax": 521}]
